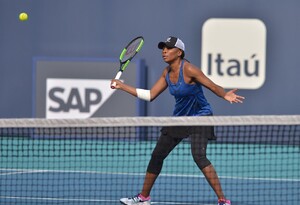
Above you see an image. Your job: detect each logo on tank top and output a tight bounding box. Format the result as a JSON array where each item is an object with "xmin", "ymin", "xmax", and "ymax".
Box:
[{"xmin": 201, "ymin": 18, "xmax": 266, "ymax": 89}]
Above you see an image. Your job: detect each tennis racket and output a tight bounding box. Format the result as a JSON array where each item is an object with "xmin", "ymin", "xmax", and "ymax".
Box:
[{"xmin": 111, "ymin": 36, "xmax": 144, "ymax": 89}]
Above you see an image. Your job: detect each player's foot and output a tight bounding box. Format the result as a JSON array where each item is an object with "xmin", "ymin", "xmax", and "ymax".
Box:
[
  {"xmin": 120, "ymin": 193, "xmax": 151, "ymax": 205},
  {"xmin": 217, "ymin": 198, "xmax": 231, "ymax": 205}
]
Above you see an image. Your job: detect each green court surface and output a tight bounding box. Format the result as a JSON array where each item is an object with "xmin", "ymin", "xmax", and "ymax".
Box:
[{"xmin": 1, "ymin": 136, "xmax": 299, "ymax": 205}]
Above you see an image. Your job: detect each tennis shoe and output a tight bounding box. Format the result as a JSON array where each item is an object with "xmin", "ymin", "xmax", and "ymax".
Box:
[
  {"xmin": 217, "ymin": 198, "xmax": 231, "ymax": 205},
  {"xmin": 120, "ymin": 194, "xmax": 151, "ymax": 205}
]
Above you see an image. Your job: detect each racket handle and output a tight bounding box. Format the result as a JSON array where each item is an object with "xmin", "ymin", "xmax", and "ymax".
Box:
[
  {"xmin": 111, "ymin": 82, "xmax": 117, "ymax": 89},
  {"xmin": 111, "ymin": 71, "xmax": 122, "ymax": 89}
]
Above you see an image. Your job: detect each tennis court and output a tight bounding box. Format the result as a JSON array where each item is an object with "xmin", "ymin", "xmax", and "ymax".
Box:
[{"xmin": 1, "ymin": 116, "xmax": 299, "ymax": 205}]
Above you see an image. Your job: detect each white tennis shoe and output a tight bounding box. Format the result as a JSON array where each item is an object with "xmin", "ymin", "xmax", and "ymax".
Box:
[{"xmin": 120, "ymin": 194, "xmax": 151, "ymax": 205}]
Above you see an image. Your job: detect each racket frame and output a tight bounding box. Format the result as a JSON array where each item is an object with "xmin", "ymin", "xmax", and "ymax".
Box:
[{"xmin": 111, "ymin": 36, "xmax": 144, "ymax": 88}]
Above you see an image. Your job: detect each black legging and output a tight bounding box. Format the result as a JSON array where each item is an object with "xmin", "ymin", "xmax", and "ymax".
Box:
[{"xmin": 147, "ymin": 126, "xmax": 214, "ymax": 175}]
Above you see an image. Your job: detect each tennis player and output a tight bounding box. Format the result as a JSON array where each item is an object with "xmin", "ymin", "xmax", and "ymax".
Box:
[{"xmin": 111, "ymin": 36, "xmax": 244, "ymax": 205}]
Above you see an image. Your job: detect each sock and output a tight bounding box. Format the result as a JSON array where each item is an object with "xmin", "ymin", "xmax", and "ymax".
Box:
[{"xmin": 138, "ymin": 194, "xmax": 150, "ymax": 201}]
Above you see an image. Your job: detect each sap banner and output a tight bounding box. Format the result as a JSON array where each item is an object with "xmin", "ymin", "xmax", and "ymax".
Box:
[{"xmin": 33, "ymin": 58, "xmax": 147, "ymax": 118}]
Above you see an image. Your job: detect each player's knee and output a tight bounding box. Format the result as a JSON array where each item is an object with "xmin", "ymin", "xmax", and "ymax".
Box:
[
  {"xmin": 146, "ymin": 154, "xmax": 165, "ymax": 175},
  {"xmin": 192, "ymin": 152, "xmax": 211, "ymax": 170}
]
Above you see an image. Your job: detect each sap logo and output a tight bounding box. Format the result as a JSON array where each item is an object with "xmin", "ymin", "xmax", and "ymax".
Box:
[
  {"xmin": 48, "ymin": 88, "xmax": 101, "ymax": 112},
  {"xmin": 46, "ymin": 78, "xmax": 115, "ymax": 119},
  {"xmin": 201, "ymin": 18, "xmax": 266, "ymax": 89}
]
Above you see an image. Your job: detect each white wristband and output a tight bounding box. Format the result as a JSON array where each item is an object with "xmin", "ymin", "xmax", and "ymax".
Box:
[{"xmin": 136, "ymin": 88, "xmax": 151, "ymax": 101}]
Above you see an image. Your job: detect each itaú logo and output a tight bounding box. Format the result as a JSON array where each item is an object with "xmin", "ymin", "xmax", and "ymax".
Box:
[
  {"xmin": 201, "ymin": 18, "xmax": 267, "ymax": 89},
  {"xmin": 46, "ymin": 78, "xmax": 115, "ymax": 119}
]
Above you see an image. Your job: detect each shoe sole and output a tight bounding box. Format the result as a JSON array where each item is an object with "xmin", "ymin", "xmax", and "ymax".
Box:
[{"xmin": 119, "ymin": 201, "xmax": 150, "ymax": 205}]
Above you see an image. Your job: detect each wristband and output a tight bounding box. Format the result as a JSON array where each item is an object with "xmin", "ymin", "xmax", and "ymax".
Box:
[{"xmin": 136, "ymin": 88, "xmax": 151, "ymax": 101}]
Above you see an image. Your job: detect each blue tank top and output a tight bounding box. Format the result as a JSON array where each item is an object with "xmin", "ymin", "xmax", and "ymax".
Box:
[{"xmin": 166, "ymin": 61, "xmax": 213, "ymax": 116}]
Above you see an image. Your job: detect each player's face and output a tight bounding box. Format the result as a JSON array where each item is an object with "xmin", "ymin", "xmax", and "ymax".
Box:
[{"xmin": 161, "ymin": 47, "xmax": 182, "ymax": 63}]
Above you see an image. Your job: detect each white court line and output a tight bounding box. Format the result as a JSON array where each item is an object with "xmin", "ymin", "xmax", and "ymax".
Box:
[
  {"xmin": 0, "ymin": 196, "xmax": 117, "ymax": 202},
  {"xmin": 0, "ymin": 196, "xmax": 209, "ymax": 205},
  {"xmin": 0, "ymin": 169, "xmax": 50, "ymax": 176},
  {"xmin": 0, "ymin": 168, "xmax": 299, "ymax": 182}
]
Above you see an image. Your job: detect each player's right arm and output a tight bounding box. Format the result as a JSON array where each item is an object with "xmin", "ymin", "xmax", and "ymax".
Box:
[
  {"xmin": 148, "ymin": 67, "xmax": 168, "ymax": 101},
  {"xmin": 111, "ymin": 67, "xmax": 168, "ymax": 102}
]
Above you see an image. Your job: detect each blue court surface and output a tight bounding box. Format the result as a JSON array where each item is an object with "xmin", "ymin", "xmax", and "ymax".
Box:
[{"xmin": 0, "ymin": 137, "xmax": 299, "ymax": 205}]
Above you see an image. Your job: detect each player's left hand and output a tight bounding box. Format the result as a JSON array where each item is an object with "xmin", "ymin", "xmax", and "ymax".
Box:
[{"xmin": 224, "ymin": 89, "xmax": 245, "ymax": 104}]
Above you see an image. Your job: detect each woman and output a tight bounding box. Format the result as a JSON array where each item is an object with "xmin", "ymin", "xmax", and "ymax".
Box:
[{"xmin": 111, "ymin": 36, "xmax": 244, "ymax": 205}]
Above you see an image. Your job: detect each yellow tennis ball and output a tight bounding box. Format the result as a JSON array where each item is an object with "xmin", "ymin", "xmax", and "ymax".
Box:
[{"xmin": 19, "ymin": 12, "xmax": 28, "ymax": 21}]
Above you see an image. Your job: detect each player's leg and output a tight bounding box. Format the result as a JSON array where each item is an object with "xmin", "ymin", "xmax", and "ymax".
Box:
[
  {"xmin": 140, "ymin": 172, "xmax": 158, "ymax": 197},
  {"xmin": 142, "ymin": 128, "xmax": 183, "ymax": 196},
  {"xmin": 120, "ymin": 127, "xmax": 183, "ymax": 205},
  {"xmin": 190, "ymin": 127, "xmax": 230, "ymax": 205},
  {"xmin": 201, "ymin": 165, "xmax": 225, "ymax": 199}
]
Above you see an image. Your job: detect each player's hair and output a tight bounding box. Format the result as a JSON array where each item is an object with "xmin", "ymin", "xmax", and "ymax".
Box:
[{"xmin": 180, "ymin": 50, "xmax": 185, "ymax": 59}]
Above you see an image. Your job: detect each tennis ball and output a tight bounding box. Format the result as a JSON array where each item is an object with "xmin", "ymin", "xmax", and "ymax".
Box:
[{"xmin": 19, "ymin": 12, "xmax": 28, "ymax": 21}]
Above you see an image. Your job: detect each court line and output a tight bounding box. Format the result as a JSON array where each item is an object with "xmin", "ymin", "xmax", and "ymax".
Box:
[
  {"xmin": 0, "ymin": 196, "xmax": 117, "ymax": 202},
  {"xmin": 0, "ymin": 196, "xmax": 210, "ymax": 205},
  {"xmin": 0, "ymin": 168, "xmax": 299, "ymax": 182},
  {"xmin": 0, "ymin": 169, "xmax": 50, "ymax": 176}
]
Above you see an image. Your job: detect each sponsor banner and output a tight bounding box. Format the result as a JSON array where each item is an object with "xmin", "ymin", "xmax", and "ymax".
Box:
[
  {"xmin": 46, "ymin": 78, "xmax": 114, "ymax": 119},
  {"xmin": 33, "ymin": 58, "xmax": 146, "ymax": 118},
  {"xmin": 201, "ymin": 18, "xmax": 267, "ymax": 89}
]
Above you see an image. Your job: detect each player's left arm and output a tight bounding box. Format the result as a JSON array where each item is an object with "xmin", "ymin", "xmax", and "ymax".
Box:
[{"xmin": 185, "ymin": 63, "xmax": 245, "ymax": 104}]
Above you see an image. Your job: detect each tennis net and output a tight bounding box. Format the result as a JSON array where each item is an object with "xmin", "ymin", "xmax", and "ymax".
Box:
[{"xmin": 0, "ymin": 115, "xmax": 299, "ymax": 205}]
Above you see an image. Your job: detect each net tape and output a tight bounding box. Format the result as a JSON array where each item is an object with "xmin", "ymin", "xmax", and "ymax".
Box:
[{"xmin": 0, "ymin": 115, "xmax": 300, "ymax": 128}]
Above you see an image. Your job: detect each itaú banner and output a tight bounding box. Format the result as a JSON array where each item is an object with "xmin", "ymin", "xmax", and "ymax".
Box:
[
  {"xmin": 33, "ymin": 57, "xmax": 146, "ymax": 118},
  {"xmin": 201, "ymin": 18, "xmax": 267, "ymax": 90}
]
